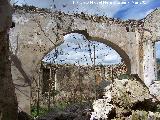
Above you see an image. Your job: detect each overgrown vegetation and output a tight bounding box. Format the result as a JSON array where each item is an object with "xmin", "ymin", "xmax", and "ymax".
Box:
[
  {"xmin": 31, "ymin": 62, "xmax": 128, "ymax": 119},
  {"xmin": 118, "ymin": 74, "xmax": 131, "ymax": 80},
  {"xmin": 31, "ymin": 106, "xmax": 48, "ymax": 118},
  {"xmin": 157, "ymin": 58, "xmax": 160, "ymax": 64},
  {"xmin": 31, "ymin": 100, "xmax": 93, "ymax": 119},
  {"xmin": 131, "ymin": 111, "xmax": 148, "ymax": 120}
]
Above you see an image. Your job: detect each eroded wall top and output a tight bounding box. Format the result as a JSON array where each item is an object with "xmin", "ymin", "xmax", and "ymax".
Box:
[
  {"xmin": 10, "ymin": 5, "xmax": 145, "ymax": 78},
  {"xmin": 144, "ymin": 8, "xmax": 160, "ymax": 41}
]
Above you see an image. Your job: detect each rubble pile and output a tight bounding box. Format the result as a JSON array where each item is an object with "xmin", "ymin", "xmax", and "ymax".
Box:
[{"xmin": 91, "ymin": 76, "xmax": 160, "ymax": 120}]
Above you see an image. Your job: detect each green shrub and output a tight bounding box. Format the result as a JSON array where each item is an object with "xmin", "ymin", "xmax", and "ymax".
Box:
[
  {"xmin": 31, "ymin": 106, "xmax": 48, "ymax": 118},
  {"xmin": 132, "ymin": 111, "xmax": 148, "ymax": 120},
  {"xmin": 118, "ymin": 74, "xmax": 130, "ymax": 80}
]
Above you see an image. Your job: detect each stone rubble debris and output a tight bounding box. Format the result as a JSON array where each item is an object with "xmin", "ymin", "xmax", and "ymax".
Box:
[{"xmin": 90, "ymin": 77, "xmax": 160, "ymax": 120}]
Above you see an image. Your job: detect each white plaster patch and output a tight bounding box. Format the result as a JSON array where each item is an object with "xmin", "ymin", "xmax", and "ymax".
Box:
[
  {"xmin": 90, "ymin": 99, "xmax": 114, "ymax": 120},
  {"xmin": 12, "ymin": 15, "xmax": 29, "ymax": 25},
  {"xmin": 98, "ymin": 23, "xmax": 106, "ymax": 29},
  {"xmin": 28, "ymin": 41, "xmax": 34, "ymax": 45},
  {"xmin": 44, "ymin": 20, "xmax": 56, "ymax": 32},
  {"xmin": 149, "ymin": 81, "xmax": 160, "ymax": 99},
  {"xmin": 143, "ymin": 40, "xmax": 156, "ymax": 87},
  {"xmin": 9, "ymin": 28, "xmax": 19, "ymax": 54}
]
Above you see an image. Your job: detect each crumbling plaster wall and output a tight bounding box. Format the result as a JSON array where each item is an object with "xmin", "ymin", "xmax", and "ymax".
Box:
[
  {"xmin": 9, "ymin": 6, "xmax": 159, "ymax": 113},
  {"xmin": 10, "ymin": 6, "xmax": 141, "ymax": 75},
  {"xmin": 139, "ymin": 9, "xmax": 160, "ymax": 87}
]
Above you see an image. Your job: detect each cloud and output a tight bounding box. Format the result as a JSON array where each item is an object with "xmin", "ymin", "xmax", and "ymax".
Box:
[
  {"xmin": 13, "ymin": 0, "xmax": 52, "ymax": 8},
  {"xmin": 113, "ymin": 0, "xmax": 160, "ymax": 20},
  {"xmin": 14, "ymin": 0, "xmax": 160, "ymax": 19},
  {"xmin": 156, "ymin": 41, "xmax": 160, "ymax": 45},
  {"xmin": 13, "ymin": 0, "xmax": 122, "ymax": 17},
  {"xmin": 104, "ymin": 54, "xmax": 121, "ymax": 62},
  {"xmin": 156, "ymin": 41, "xmax": 160, "ymax": 58},
  {"xmin": 42, "ymin": 33, "xmax": 121, "ymax": 65}
]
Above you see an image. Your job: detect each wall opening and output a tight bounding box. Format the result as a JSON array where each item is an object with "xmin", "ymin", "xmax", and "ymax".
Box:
[
  {"xmin": 41, "ymin": 33, "xmax": 130, "ymax": 95},
  {"xmin": 31, "ymin": 32, "xmax": 131, "ymax": 116},
  {"xmin": 155, "ymin": 41, "xmax": 160, "ymax": 81}
]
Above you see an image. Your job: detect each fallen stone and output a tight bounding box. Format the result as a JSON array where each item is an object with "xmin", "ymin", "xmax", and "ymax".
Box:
[
  {"xmin": 91, "ymin": 77, "xmax": 160, "ymax": 119},
  {"xmin": 90, "ymin": 99, "xmax": 115, "ymax": 120}
]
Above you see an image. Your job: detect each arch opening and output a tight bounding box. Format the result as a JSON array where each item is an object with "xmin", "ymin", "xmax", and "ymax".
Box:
[
  {"xmin": 40, "ymin": 33, "xmax": 131, "ymax": 97},
  {"xmin": 31, "ymin": 32, "xmax": 132, "ymax": 116},
  {"xmin": 155, "ymin": 41, "xmax": 160, "ymax": 81},
  {"xmin": 42, "ymin": 33, "xmax": 131, "ymax": 74},
  {"xmin": 89, "ymin": 37, "xmax": 131, "ymax": 74}
]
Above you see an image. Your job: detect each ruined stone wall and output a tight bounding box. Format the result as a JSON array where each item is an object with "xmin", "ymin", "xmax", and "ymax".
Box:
[
  {"xmin": 135, "ymin": 9, "xmax": 160, "ymax": 86},
  {"xmin": 9, "ymin": 5, "xmax": 160, "ymax": 113},
  {"xmin": 142, "ymin": 9, "xmax": 160, "ymax": 97},
  {"xmin": 9, "ymin": 5, "xmax": 141, "ymax": 113},
  {"xmin": 31, "ymin": 63, "xmax": 127, "ymax": 107},
  {"xmin": 10, "ymin": 5, "xmax": 142, "ymax": 77}
]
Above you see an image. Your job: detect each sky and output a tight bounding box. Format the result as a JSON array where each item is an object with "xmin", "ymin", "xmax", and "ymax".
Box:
[
  {"xmin": 11, "ymin": 0, "xmax": 160, "ymax": 19},
  {"xmin": 156, "ymin": 41, "xmax": 160, "ymax": 59},
  {"xmin": 42, "ymin": 33, "xmax": 122, "ymax": 65},
  {"xmin": 11, "ymin": 0, "xmax": 160, "ymax": 65}
]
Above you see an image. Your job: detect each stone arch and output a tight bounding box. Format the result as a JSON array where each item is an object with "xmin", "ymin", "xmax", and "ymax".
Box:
[
  {"xmin": 11, "ymin": 6, "xmax": 143, "ymax": 113},
  {"xmin": 40, "ymin": 30, "xmax": 90, "ymax": 61},
  {"xmin": 89, "ymin": 37, "xmax": 131, "ymax": 74},
  {"xmin": 42, "ymin": 31, "xmax": 131, "ymax": 74}
]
